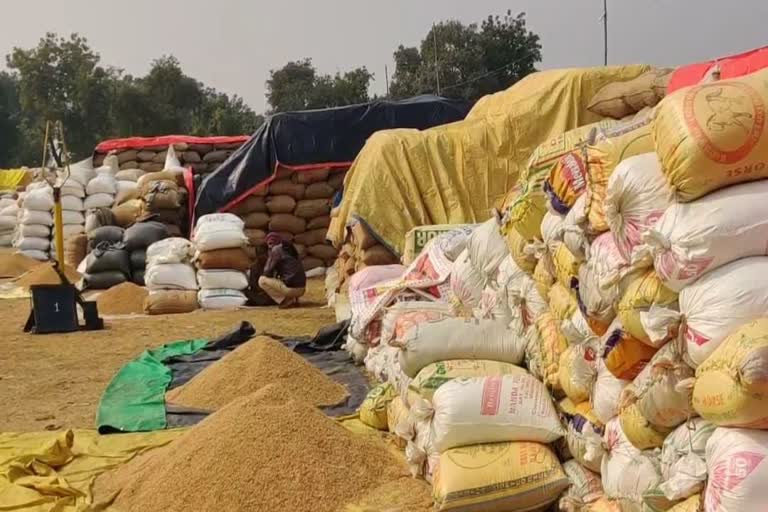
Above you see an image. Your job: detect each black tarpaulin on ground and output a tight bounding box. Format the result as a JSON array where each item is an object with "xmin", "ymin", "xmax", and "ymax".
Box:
[{"xmin": 193, "ymin": 95, "xmax": 471, "ymax": 218}]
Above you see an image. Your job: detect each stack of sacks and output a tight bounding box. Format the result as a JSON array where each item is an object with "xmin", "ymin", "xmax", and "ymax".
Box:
[
  {"xmin": 0, "ymin": 195, "xmax": 18, "ymax": 247},
  {"xmin": 93, "ymin": 139, "xmax": 245, "ymax": 179},
  {"xmin": 85, "ymin": 155, "xmax": 118, "ymax": 213},
  {"xmin": 124, "ymin": 220, "xmax": 170, "ymax": 286},
  {"xmin": 136, "ymin": 147, "xmax": 188, "ymax": 237},
  {"xmin": 143, "ymin": 234, "xmax": 197, "ymax": 315},
  {"xmin": 111, "ymin": 166, "xmax": 146, "ymax": 229},
  {"xmin": 232, "ymin": 166, "xmax": 350, "ymax": 275},
  {"xmin": 15, "ymin": 183, "xmax": 53, "ymax": 261},
  {"xmin": 82, "ymin": 240, "xmax": 130, "ymax": 289},
  {"xmin": 60, "ymin": 158, "xmax": 96, "ymax": 267},
  {"xmin": 193, "ymin": 213, "xmax": 249, "ymax": 310}
]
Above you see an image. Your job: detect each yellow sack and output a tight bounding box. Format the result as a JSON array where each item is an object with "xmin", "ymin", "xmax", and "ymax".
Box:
[
  {"xmin": 433, "ymin": 441, "xmax": 569, "ymax": 512},
  {"xmin": 548, "ymin": 282, "xmax": 578, "ymax": 322},
  {"xmin": 409, "ymin": 360, "xmax": 526, "ymax": 401},
  {"xmin": 504, "ymin": 178, "xmax": 548, "ymax": 242},
  {"xmin": 584, "ymin": 497, "xmax": 624, "ymax": 512},
  {"xmin": 359, "ymin": 383, "xmax": 397, "ymax": 430},
  {"xmin": 653, "ymin": 68, "xmax": 768, "ymax": 201},
  {"xmin": 693, "ymin": 318, "xmax": 768, "ymax": 428},
  {"xmin": 559, "ymin": 399, "xmax": 605, "ymax": 474},
  {"xmin": 528, "ymin": 312, "xmax": 568, "ymax": 390},
  {"xmin": 533, "ymin": 254, "xmax": 556, "ymax": 300},
  {"xmin": 553, "ymin": 243, "xmax": 580, "ymax": 289},
  {"xmin": 387, "ymin": 396, "xmax": 410, "ymax": 448},
  {"xmin": 585, "ymin": 117, "xmax": 654, "ymax": 232},
  {"xmin": 666, "ymin": 494, "xmax": 702, "ymax": 512},
  {"xmin": 618, "ymin": 401, "xmax": 673, "ymax": 450},
  {"xmin": 559, "ymin": 342, "xmax": 599, "ymax": 404},
  {"xmin": 617, "ymin": 270, "xmax": 678, "ymax": 345},
  {"xmin": 602, "ymin": 321, "xmax": 659, "ymax": 381},
  {"xmin": 506, "ymin": 226, "xmax": 537, "ymax": 273}
]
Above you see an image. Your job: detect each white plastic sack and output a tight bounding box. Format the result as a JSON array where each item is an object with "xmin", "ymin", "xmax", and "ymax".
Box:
[
  {"xmin": 579, "ymin": 232, "xmax": 632, "ymax": 326},
  {"xmin": 62, "ymin": 210, "xmax": 85, "ymax": 225},
  {"xmin": 398, "ymin": 318, "xmax": 527, "ymax": 378},
  {"xmin": 86, "ymin": 175, "xmax": 117, "ymax": 195},
  {"xmin": 14, "ymin": 236, "xmax": 50, "ymax": 252},
  {"xmin": 197, "ymin": 288, "xmax": 247, "ymax": 309},
  {"xmin": 592, "ymin": 358, "xmax": 630, "ymax": 424},
  {"xmin": 19, "ymin": 209, "xmax": 53, "ymax": 226},
  {"xmin": 509, "ymin": 274, "xmax": 547, "ymax": 325},
  {"xmin": 467, "ymin": 215, "xmax": 508, "ymax": 279},
  {"xmin": 164, "ymin": 145, "xmax": 185, "ymax": 173},
  {"xmin": 605, "ymin": 153, "xmax": 673, "ymax": 262},
  {"xmin": 117, "ymin": 180, "xmax": 138, "ymax": 195},
  {"xmin": 96, "ymin": 155, "xmax": 119, "ymax": 176},
  {"xmin": 449, "ymin": 249, "xmax": 485, "ymax": 311},
  {"xmin": 18, "ymin": 249, "xmax": 48, "ymax": 261},
  {"xmin": 19, "ymin": 224, "xmax": 50, "ymax": 238},
  {"xmin": 0, "ymin": 215, "xmax": 17, "ymax": 229},
  {"xmin": 562, "ymin": 194, "xmax": 590, "ymax": 262},
  {"xmin": 704, "ymin": 428, "xmax": 768, "ymax": 512},
  {"xmin": 560, "ymin": 460, "xmax": 604, "ymax": 510},
  {"xmin": 428, "ymin": 374, "xmax": 564, "ymax": 451},
  {"xmin": 197, "ymin": 269, "xmax": 248, "ymax": 290},
  {"xmin": 642, "ymin": 257, "xmax": 768, "ymax": 367},
  {"xmin": 601, "ymin": 418, "xmax": 662, "ymax": 504},
  {"xmin": 68, "ymin": 158, "xmax": 96, "ymax": 186},
  {"xmin": 145, "ymin": 263, "xmax": 198, "ymax": 291},
  {"xmin": 63, "ymin": 225, "xmax": 84, "ymax": 238},
  {"xmin": 84, "ymin": 193, "xmax": 114, "ymax": 210},
  {"xmin": 146, "ymin": 238, "xmax": 195, "ymax": 266},
  {"xmin": 22, "ymin": 188, "xmax": 54, "ymax": 211},
  {"xmin": 0, "ymin": 198, "xmax": 14, "ymax": 209},
  {"xmin": 380, "ymin": 300, "xmax": 455, "ymax": 345},
  {"xmin": 60, "ymin": 195, "xmax": 84, "ymax": 212},
  {"xmin": 61, "ymin": 181, "xmax": 86, "ymax": 198},
  {"xmin": 541, "ymin": 211, "xmax": 566, "ymax": 254},
  {"xmin": 643, "ymin": 179, "xmax": 768, "ymax": 291},
  {"xmin": 0, "ymin": 204, "xmax": 19, "ymax": 217},
  {"xmin": 658, "ymin": 419, "xmax": 715, "ymax": 502},
  {"xmin": 194, "ymin": 213, "xmax": 244, "ymax": 235},
  {"xmin": 194, "ymin": 226, "xmax": 247, "ymax": 252}
]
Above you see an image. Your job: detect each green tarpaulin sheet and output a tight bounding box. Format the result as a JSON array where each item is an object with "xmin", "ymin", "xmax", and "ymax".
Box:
[{"xmin": 96, "ymin": 339, "xmax": 208, "ymax": 434}]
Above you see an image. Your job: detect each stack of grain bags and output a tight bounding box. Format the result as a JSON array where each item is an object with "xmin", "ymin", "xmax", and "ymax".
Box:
[
  {"xmin": 136, "ymin": 147, "xmax": 188, "ymax": 237},
  {"xmin": 143, "ymin": 234, "xmax": 197, "ymax": 315},
  {"xmin": 0, "ymin": 193, "xmax": 18, "ymax": 247},
  {"xmin": 193, "ymin": 213, "xmax": 249, "ymax": 309},
  {"xmin": 231, "ymin": 166, "xmax": 350, "ymax": 273},
  {"xmin": 15, "ymin": 181, "xmax": 54, "ymax": 261},
  {"xmin": 332, "ymin": 221, "xmax": 400, "ymax": 288},
  {"xmin": 56, "ymin": 158, "xmax": 92, "ymax": 267}
]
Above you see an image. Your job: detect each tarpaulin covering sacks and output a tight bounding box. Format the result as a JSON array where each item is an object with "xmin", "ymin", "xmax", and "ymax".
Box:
[
  {"xmin": 429, "ymin": 374, "xmax": 564, "ymax": 451},
  {"xmin": 667, "ymin": 45, "xmax": 768, "ymax": 93},
  {"xmin": 194, "ymin": 95, "xmax": 471, "ymax": 217},
  {"xmin": 653, "ymin": 67, "xmax": 768, "ymax": 202},
  {"xmin": 330, "ymin": 65, "xmax": 650, "ymax": 255}
]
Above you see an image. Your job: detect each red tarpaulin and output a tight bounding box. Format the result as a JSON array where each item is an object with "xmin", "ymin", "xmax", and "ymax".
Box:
[
  {"xmin": 668, "ymin": 46, "xmax": 768, "ymax": 93},
  {"xmin": 95, "ymin": 135, "xmax": 249, "ymax": 153}
]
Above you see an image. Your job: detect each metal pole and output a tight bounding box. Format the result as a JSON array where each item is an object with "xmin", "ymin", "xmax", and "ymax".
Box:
[
  {"xmin": 603, "ymin": 0, "xmax": 608, "ymax": 65},
  {"xmin": 433, "ymin": 24, "xmax": 441, "ymax": 95}
]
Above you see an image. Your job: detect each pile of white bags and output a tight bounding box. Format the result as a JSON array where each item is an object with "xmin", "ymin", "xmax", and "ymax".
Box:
[
  {"xmin": 15, "ymin": 184, "xmax": 53, "ymax": 260},
  {"xmin": 84, "ymin": 156, "xmax": 117, "ymax": 215},
  {"xmin": 0, "ymin": 195, "xmax": 18, "ymax": 247},
  {"xmin": 193, "ymin": 213, "xmax": 248, "ymax": 309}
]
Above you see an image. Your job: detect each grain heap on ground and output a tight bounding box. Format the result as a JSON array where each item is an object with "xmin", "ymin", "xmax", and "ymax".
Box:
[
  {"xmin": 15, "ymin": 262, "xmax": 81, "ymax": 288},
  {"xmin": 96, "ymin": 282, "xmax": 148, "ymax": 315},
  {"xmin": 0, "ymin": 253, "xmax": 40, "ymax": 278},
  {"xmin": 166, "ymin": 336, "xmax": 348, "ymax": 410},
  {"xmin": 94, "ymin": 385, "xmax": 408, "ymax": 512}
]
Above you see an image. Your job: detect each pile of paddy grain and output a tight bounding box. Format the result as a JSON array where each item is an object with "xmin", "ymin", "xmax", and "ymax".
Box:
[
  {"xmin": 94, "ymin": 385, "xmax": 408, "ymax": 512},
  {"xmin": 0, "ymin": 253, "xmax": 41, "ymax": 278},
  {"xmin": 96, "ymin": 282, "xmax": 148, "ymax": 315},
  {"xmin": 165, "ymin": 337, "xmax": 348, "ymax": 410},
  {"xmin": 14, "ymin": 261, "xmax": 81, "ymax": 288}
]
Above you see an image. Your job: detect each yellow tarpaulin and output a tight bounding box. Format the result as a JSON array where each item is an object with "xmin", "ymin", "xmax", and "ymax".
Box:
[
  {"xmin": 0, "ymin": 169, "xmax": 32, "ymax": 192},
  {"xmin": 329, "ymin": 65, "xmax": 649, "ymax": 254},
  {"xmin": 0, "ymin": 428, "xmax": 185, "ymax": 511}
]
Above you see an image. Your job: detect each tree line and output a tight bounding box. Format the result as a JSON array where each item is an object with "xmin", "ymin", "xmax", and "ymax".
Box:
[{"xmin": 0, "ymin": 11, "xmax": 541, "ymax": 166}]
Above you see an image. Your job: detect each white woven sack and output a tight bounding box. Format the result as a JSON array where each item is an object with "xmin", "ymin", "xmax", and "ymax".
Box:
[
  {"xmin": 380, "ymin": 300, "xmax": 454, "ymax": 345},
  {"xmin": 145, "ymin": 263, "xmax": 198, "ymax": 291},
  {"xmin": 62, "ymin": 211, "xmax": 85, "ymax": 225},
  {"xmin": 642, "ymin": 257, "xmax": 768, "ymax": 367},
  {"xmin": 592, "ymin": 357, "xmax": 630, "ymax": 424},
  {"xmin": 63, "ymin": 225, "xmax": 84, "ymax": 238},
  {"xmin": 197, "ymin": 269, "xmax": 248, "ymax": 290},
  {"xmin": 642, "ymin": 179, "xmax": 768, "ymax": 291},
  {"xmin": 61, "ymin": 196, "xmax": 85, "ymax": 212},
  {"xmin": 541, "ymin": 211, "xmax": 566, "ymax": 254},
  {"xmin": 428, "ymin": 374, "xmax": 564, "ymax": 451},
  {"xmin": 68, "ymin": 157, "xmax": 96, "ymax": 186},
  {"xmin": 14, "ymin": 236, "xmax": 50, "ymax": 252},
  {"xmin": 194, "ymin": 213, "xmax": 244, "ymax": 235},
  {"xmin": 0, "ymin": 198, "xmax": 15, "ymax": 210},
  {"xmin": 605, "ymin": 153, "xmax": 672, "ymax": 262},
  {"xmin": 197, "ymin": 289, "xmax": 247, "ymax": 309},
  {"xmin": 601, "ymin": 418, "xmax": 662, "ymax": 503},
  {"xmin": 117, "ymin": 180, "xmax": 138, "ymax": 195},
  {"xmin": 19, "ymin": 224, "xmax": 50, "ymax": 238},
  {"xmin": 86, "ymin": 175, "xmax": 117, "ymax": 195},
  {"xmin": 194, "ymin": 223, "xmax": 247, "ymax": 252},
  {"xmin": 18, "ymin": 249, "xmax": 48, "ymax": 261},
  {"xmin": 20, "ymin": 209, "xmax": 53, "ymax": 226},
  {"xmin": 704, "ymin": 428, "xmax": 768, "ymax": 512},
  {"xmin": 579, "ymin": 232, "xmax": 632, "ymax": 327},
  {"xmin": 0, "ymin": 215, "xmax": 16, "ymax": 229},
  {"xmin": 658, "ymin": 419, "xmax": 714, "ymax": 502},
  {"xmin": 146, "ymin": 238, "xmax": 195, "ymax": 266},
  {"xmin": 450, "ymin": 249, "xmax": 485, "ymax": 310},
  {"xmin": 562, "ymin": 194, "xmax": 590, "ymax": 262},
  {"xmin": 95, "ymin": 155, "xmax": 119, "ymax": 176},
  {"xmin": 61, "ymin": 181, "xmax": 85, "ymax": 198},
  {"xmin": 22, "ymin": 188, "xmax": 54, "ymax": 211},
  {"xmin": 467, "ymin": 215, "xmax": 507, "ymax": 279},
  {"xmin": 398, "ymin": 317, "xmax": 527, "ymax": 378},
  {"xmin": 84, "ymin": 193, "xmax": 114, "ymax": 210},
  {"xmin": 0, "ymin": 204, "xmax": 19, "ymax": 217},
  {"xmin": 0, "ymin": 234, "xmax": 12, "ymax": 246}
]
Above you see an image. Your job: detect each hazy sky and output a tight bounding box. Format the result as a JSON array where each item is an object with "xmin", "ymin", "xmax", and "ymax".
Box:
[{"xmin": 2, "ymin": 0, "xmax": 767, "ymax": 113}]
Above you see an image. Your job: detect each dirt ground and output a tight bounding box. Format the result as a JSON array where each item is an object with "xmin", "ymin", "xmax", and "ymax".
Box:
[{"xmin": 0, "ymin": 279, "xmax": 335, "ymax": 432}]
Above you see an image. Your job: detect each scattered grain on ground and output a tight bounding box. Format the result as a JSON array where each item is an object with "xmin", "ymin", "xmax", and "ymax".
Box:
[
  {"xmin": 0, "ymin": 253, "xmax": 41, "ymax": 279},
  {"xmin": 96, "ymin": 282, "xmax": 148, "ymax": 315},
  {"xmin": 166, "ymin": 336, "xmax": 348, "ymax": 410},
  {"xmin": 94, "ymin": 385, "xmax": 408, "ymax": 512},
  {"xmin": 343, "ymin": 477, "xmax": 434, "ymax": 511},
  {"xmin": 15, "ymin": 262, "xmax": 81, "ymax": 288}
]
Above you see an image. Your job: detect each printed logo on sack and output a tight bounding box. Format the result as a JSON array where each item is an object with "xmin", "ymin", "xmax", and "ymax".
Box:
[
  {"xmin": 684, "ymin": 82, "xmax": 765, "ymax": 164},
  {"xmin": 707, "ymin": 451, "xmax": 765, "ymax": 510},
  {"xmin": 445, "ymin": 442, "xmax": 512, "ymax": 470},
  {"xmin": 684, "ymin": 325, "xmax": 710, "ymax": 347},
  {"xmin": 559, "ymin": 153, "xmax": 588, "ymax": 195},
  {"xmin": 480, "ymin": 376, "xmax": 502, "ymax": 416}
]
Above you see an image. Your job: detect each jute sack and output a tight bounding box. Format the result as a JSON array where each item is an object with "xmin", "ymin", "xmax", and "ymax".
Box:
[
  {"xmin": 136, "ymin": 171, "xmax": 178, "ymax": 192},
  {"xmin": 63, "ymin": 234, "xmax": 87, "ymax": 268},
  {"xmin": 304, "ymin": 182, "xmax": 335, "ymax": 199},
  {"xmin": 294, "ymin": 198, "xmax": 330, "ymax": 219},
  {"xmin": 144, "ymin": 290, "xmax": 198, "ymax": 315},
  {"xmin": 293, "ymin": 168, "xmax": 329, "ymax": 184},
  {"xmin": 244, "ymin": 212, "xmax": 269, "ymax": 229},
  {"xmin": 643, "ymin": 179, "xmax": 768, "ymax": 291},
  {"xmin": 202, "ymin": 149, "xmax": 231, "ymax": 163},
  {"xmin": 231, "ymin": 195, "xmax": 266, "ymax": 215},
  {"xmin": 268, "ymin": 180, "xmax": 305, "ymax": 199},
  {"xmin": 136, "ymin": 150, "xmax": 156, "ymax": 162},
  {"xmin": 112, "ymin": 199, "xmax": 143, "ymax": 228},
  {"xmin": 433, "ymin": 442, "xmax": 568, "ymax": 512},
  {"xmin": 308, "ymin": 244, "xmax": 336, "ymax": 261},
  {"xmin": 195, "ymin": 247, "xmax": 251, "ymax": 271},
  {"xmin": 360, "ymin": 245, "xmax": 396, "ymax": 266},
  {"xmin": 181, "ymin": 151, "xmax": 201, "ymax": 163},
  {"xmin": 295, "ymin": 228, "xmax": 327, "ymax": 246},
  {"xmin": 328, "ymin": 171, "xmax": 346, "ymax": 189},
  {"xmin": 693, "ymin": 318, "xmax": 768, "ymax": 428},
  {"xmin": 588, "ymin": 69, "xmax": 672, "ymax": 119},
  {"xmin": 351, "ymin": 221, "xmax": 377, "ymax": 250},
  {"xmin": 269, "ymin": 214, "xmax": 306, "ymax": 234},
  {"xmin": 307, "ymin": 215, "xmax": 330, "ymax": 230},
  {"xmin": 428, "ymin": 374, "xmax": 564, "ymax": 451},
  {"xmin": 653, "ymin": 68, "xmax": 768, "ymax": 202},
  {"xmin": 266, "ymin": 195, "xmax": 297, "ymax": 214},
  {"xmin": 303, "ymin": 257, "xmax": 324, "ymax": 271},
  {"xmin": 116, "ymin": 149, "xmax": 138, "ymax": 164},
  {"xmin": 408, "ymin": 360, "xmax": 526, "ymax": 401}
]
